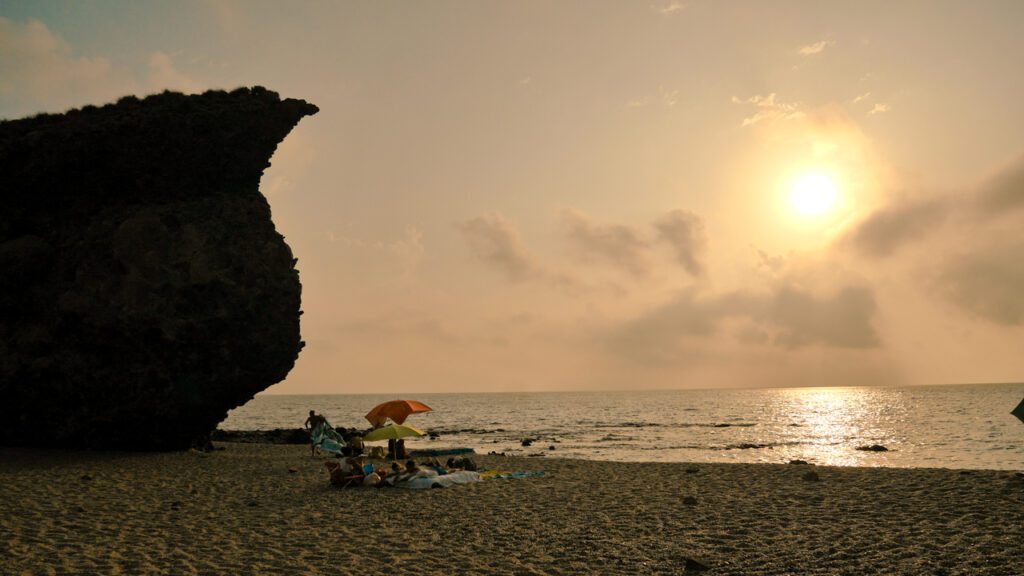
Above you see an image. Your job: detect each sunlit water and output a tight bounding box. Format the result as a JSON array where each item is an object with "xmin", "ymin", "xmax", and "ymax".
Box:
[{"xmin": 222, "ymin": 384, "xmax": 1024, "ymax": 470}]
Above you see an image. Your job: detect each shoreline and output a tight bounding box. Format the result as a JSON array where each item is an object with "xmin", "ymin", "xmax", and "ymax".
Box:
[{"xmin": 3, "ymin": 442, "xmax": 1022, "ymax": 575}]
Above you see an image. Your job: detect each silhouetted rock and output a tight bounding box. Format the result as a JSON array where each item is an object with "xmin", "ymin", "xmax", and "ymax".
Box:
[
  {"xmin": 0, "ymin": 87, "xmax": 317, "ymax": 450},
  {"xmin": 789, "ymin": 459, "xmax": 810, "ymax": 465},
  {"xmin": 682, "ymin": 556, "xmax": 711, "ymax": 571},
  {"xmin": 211, "ymin": 428, "xmax": 310, "ymax": 445},
  {"xmin": 856, "ymin": 444, "xmax": 889, "ymax": 452}
]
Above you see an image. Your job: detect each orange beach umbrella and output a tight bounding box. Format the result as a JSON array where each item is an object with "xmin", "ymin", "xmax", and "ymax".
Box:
[{"xmin": 365, "ymin": 399, "xmax": 433, "ymax": 428}]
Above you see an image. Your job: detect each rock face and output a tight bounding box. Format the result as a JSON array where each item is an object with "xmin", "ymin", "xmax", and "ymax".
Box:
[{"xmin": 0, "ymin": 87, "xmax": 317, "ymax": 450}]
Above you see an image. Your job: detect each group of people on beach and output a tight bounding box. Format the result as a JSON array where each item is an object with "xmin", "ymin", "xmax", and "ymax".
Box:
[
  {"xmin": 307, "ymin": 409, "xmax": 481, "ymax": 488},
  {"xmin": 325, "ymin": 455, "xmax": 478, "ymax": 488},
  {"xmin": 303, "ymin": 407, "xmax": 432, "ymax": 461}
]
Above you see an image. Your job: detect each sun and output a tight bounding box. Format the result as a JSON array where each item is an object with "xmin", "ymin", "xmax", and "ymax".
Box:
[{"xmin": 789, "ymin": 172, "xmax": 838, "ymax": 217}]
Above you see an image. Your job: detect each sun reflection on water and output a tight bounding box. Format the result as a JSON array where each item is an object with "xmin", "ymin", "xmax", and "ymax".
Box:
[{"xmin": 776, "ymin": 387, "xmax": 905, "ymax": 466}]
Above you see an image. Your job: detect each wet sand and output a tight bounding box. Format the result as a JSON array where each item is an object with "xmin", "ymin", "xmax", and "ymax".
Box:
[{"xmin": 1, "ymin": 442, "xmax": 1022, "ymax": 575}]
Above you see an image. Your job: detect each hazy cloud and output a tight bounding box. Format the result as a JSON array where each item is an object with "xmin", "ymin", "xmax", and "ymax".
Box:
[
  {"xmin": 661, "ymin": 87, "xmax": 679, "ymax": 107},
  {"xmin": 562, "ymin": 210, "xmax": 651, "ymax": 277},
  {"xmin": 868, "ymin": 103, "xmax": 890, "ymax": 115},
  {"xmin": 798, "ymin": 40, "xmax": 834, "ymax": 55},
  {"xmin": 325, "ymin": 226, "xmax": 426, "ymax": 279},
  {"xmin": 841, "ymin": 198, "xmax": 949, "ymax": 258},
  {"xmin": 654, "ymin": 210, "xmax": 707, "ymax": 276},
  {"xmin": 0, "ymin": 18, "xmax": 202, "ymax": 118},
  {"xmin": 456, "ymin": 213, "xmax": 536, "ymax": 282},
  {"xmin": 605, "ymin": 280, "xmax": 881, "ymax": 363},
  {"xmin": 933, "ymin": 241, "xmax": 1024, "ymax": 326},
  {"xmin": 763, "ymin": 285, "xmax": 880, "ymax": 349},
  {"xmin": 852, "ymin": 92, "xmax": 872, "ymax": 103},
  {"xmin": 654, "ymin": 1, "xmax": 686, "ymax": 15},
  {"xmin": 146, "ymin": 52, "xmax": 203, "ymax": 94},
  {"xmin": 975, "ymin": 155, "xmax": 1024, "ymax": 215},
  {"xmin": 0, "ymin": 17, "xmax": 126, "ymax": 115},
  {"xmin": 732, "ymin": 93, "xmax": 803, "ymax": 127}
]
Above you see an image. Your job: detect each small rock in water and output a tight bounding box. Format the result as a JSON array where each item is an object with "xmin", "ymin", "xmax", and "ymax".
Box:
[
  {"xmin": 548, "ymin": 445, "xmax": 555, "ymax": 451},
  {"xmin": 684, "ymin": 466, "xmax": 700, "ymax": 474},
  {"xmin": 802, "ymin": 470, "xmax": 820, "ymax": 482},
  {"xmin": 80, "ymin": 474, "xmax": 92, "ymax": 481},
  {"xmin": 246, "ymin": 500, "xmax": 259, "ymax": 507},
  {"xmin": 789, "ymin": 459, "xmax": 809, "ymax": 465},
  {"xmin": 682, "ymin": 496, "xmax": 698, "ymax": 506},
  {"xmin": 287, "ymin": 467, "xmax": 298, "ymax": 473},
  {"xmin": 856, "ymin": 444, "xmax": 889, "ymax": 452},
  {"xmin": 521, "ymin": 439, "xmax": 533, "ymax": 447}
]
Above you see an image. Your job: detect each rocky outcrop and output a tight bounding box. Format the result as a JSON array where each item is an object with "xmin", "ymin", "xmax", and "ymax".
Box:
[{"xmin": 0, "ymin": 87, "xmax": 317, "ymax": 450}]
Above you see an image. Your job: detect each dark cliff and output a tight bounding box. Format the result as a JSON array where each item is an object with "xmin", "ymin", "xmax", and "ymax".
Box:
[{"xmin": 0, "ymin": 87, "xmax": 317, "ymax": 450}]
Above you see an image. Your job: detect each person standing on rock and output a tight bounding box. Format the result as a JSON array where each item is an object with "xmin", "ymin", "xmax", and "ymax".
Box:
[{"xmin": 304, "ymin": 410, "xmax": 329, "ymax": 456}]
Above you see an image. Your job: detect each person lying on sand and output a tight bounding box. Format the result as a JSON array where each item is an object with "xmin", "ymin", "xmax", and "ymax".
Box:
[{"xmin": 324, "ymin": 461, "xmax": 363, "ymax": 487}]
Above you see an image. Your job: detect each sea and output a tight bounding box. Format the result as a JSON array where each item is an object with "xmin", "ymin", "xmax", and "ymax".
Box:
[{"xmin": 222, "ymin": 383, "xmax": 1024, "ymax": 470}]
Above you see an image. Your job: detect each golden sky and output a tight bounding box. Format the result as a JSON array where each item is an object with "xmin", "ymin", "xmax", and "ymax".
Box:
[{"xmin": 3, "ymin": 1, "xmax": 1024, "ymax": 392}]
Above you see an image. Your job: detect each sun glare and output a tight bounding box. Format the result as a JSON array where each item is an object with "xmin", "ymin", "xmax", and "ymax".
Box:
[{"xmin": 789, "ymin": 173, "xmax": 838, "ymax": 217}]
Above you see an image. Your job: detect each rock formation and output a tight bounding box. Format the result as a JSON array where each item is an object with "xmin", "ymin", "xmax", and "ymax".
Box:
[{"xmin": 0, "ymin": 87, "xmax": 317, "ymax": 450}]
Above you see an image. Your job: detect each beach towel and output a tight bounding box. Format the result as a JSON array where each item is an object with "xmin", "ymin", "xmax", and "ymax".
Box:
[
  {"xmin": 396, "ymin": 470, "xmax": 482, "ymax": 489},
  {"xmin": 311, "ymin": 422, "xmax": 346, "ymax": 455},
  {"xmin": 479, "ymin": 470, "xmax": 546, "ymax": 480}
]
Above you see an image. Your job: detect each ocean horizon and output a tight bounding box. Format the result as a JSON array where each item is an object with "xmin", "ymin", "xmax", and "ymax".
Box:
[{"xmin": 224, "ymin": 382, "xmax": 1024, "ymax": 470}]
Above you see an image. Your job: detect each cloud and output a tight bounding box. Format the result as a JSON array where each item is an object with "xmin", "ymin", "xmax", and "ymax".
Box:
[
  {"xmin": 654, "ymin": 209, "xmax": 707, "ymax": 276},
  {"xmin": 868, "ymin": 103, "xmax": 890, "ymax": 116},
  {"xmin": 661, "ymin": 87, "xmax": 678, "ymax": 107},
  {"xmin": 147, "ymin": 52, "xmax": 203, "ymax": 94},
  {"xmin": 654, "ymin": 1, "xmax": 686, "ymax": 15},
  {"xmin": 325, "ymin": 226, "xmax": 426, "ymax": 280},
  {"xmin": 975, "ymin": 155, "xmax": 1024, "ymax": 215},
  {"xmin": 837, "ymin": 155, "xmax": 1024, "ymax": 330},
  {"xmin": 840, "ymin": 198, "xmax": 949, "ymax": 258},
  {"xmin": 562, "ymin": 209, "xmax": 651, "ymax": 278},
  {"xmin": 0, "ymin": 18, "xmax": 128, "ymax": 115},
  {"xmin": 852, "ymin": 92, "xmax": 872, "ymax": 103},
  {"xmin": 842, "ymin": 157, "xmax": 1024, "ymax": 260},
  {"xmin": 0, "ymin": 18, "xmax": 203, "ymax": 118},
  {"xmin": 763, "ymin": 284, "xmax": 880, "ymax": 349},
  {"xmin": 798, "ymin": 40, "xmax": 835, "ymax": 56},
  {"xmin": 456, "ymin": 213, "xmax": 536, "ymax": 282},
  {"xmin": 732, "ymin": 93, "xmax": 804, "ymax": 127},
  {"xmin": 932, "ymin": 241, "xmax": 1024, "ymax": 326},
  {"xmin": 605, "ymin": 279, "xmax": 881, "ymax": 363}
]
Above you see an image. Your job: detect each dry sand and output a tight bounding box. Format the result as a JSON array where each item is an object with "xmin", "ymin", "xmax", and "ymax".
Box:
[{"xmin": 1, "ymin": 443, "xmax": 1022, "ymax": 575}]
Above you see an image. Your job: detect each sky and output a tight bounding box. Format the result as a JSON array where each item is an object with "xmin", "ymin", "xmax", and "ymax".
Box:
[{"xmin": 2, "ymin": 0, "xmax": 1024, "ymax": 393}]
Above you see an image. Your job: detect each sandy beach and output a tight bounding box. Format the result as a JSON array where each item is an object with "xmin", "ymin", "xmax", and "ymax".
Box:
[{"xmin": 1, "ymin": 443, "xmax": 1022, "ymax": 575}]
